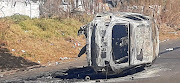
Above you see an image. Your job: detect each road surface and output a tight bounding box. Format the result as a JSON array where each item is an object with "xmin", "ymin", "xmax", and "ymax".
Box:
[
  {"xmin": 106, "ymin": 38, "xmax": 180, "ymax": 83},
  {"xmin": 0, "ymin": 38, "xmax": 180, "ymax": 83}
]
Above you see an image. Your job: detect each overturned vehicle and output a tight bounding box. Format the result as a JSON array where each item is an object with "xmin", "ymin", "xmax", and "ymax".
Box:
[{"xmin": 78, "ymin": 12, "xmax": 159, "ymax": 74}]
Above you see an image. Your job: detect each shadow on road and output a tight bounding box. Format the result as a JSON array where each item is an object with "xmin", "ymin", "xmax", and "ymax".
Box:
[
  {"xmin": 0, "ymin": 46, "xmax": 39, "ymax": 71},
  {"xmin": 52, "ymin": 65, "xmax": 145, "ymax": 80}
]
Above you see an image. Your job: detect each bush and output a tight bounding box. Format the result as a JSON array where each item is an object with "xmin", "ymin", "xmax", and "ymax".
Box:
[{"xmin": 9, "ymin": 14, "xmax": 31, "ymax": 23}]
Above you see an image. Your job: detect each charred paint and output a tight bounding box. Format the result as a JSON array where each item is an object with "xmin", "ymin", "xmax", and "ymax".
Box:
[{"xmin": 78, "ymin": 12, "xmax": 159, "ymax": 74}]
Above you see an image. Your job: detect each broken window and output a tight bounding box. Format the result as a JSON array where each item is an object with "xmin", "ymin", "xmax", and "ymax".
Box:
[{"xmin": 112, "ymin": 24, "xmax": 128, "ymax": 64}]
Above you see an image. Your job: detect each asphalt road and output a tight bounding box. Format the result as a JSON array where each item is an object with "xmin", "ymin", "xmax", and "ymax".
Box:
[
  {"xmin": 0, "ymin": 38, "xmax": 179, "ymax": 83},
  {"xmin": 105, "ymin": 38, "xmax": 180, "ymax": 83}
]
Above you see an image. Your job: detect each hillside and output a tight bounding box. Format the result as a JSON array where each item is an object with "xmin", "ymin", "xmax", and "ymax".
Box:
[{"xmin": 0, "ymin": 15, "xmax": 89, "ymax": 71}]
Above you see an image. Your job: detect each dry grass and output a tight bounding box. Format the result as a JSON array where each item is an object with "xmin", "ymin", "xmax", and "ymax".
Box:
[
  {"xmin": 120, "ymin": 0, "xmax": 180, "ymax": 41},
  {"xmin": 159, "ymin": 23, "xmax": 180, "ymax": 41},
  {"xmin": 0, "ymin": 15, "xmax": 86, "ymax": 64},
  {"xmin": 1, "ymin": 1, "xmax": 180, "ymax": 65}
]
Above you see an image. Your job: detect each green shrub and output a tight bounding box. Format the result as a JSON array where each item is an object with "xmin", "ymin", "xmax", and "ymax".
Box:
[
  {"xmin": 1, "ymin": 15, "xmax": 88, "ymax": 39},
  {"xmin": 9, "ymin": 15, "xmax": 30, "ymax": 23}
]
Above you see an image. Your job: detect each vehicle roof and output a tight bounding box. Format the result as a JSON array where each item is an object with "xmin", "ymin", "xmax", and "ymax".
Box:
[{"xmin": 94, "ymin": 12, "xmax": 152, "ymax": 24}]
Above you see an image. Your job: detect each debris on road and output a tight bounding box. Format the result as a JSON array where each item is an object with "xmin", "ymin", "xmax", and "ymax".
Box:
[{"xmin": 166, "ymin": 48, "xmax": 174, "ymax": 51}]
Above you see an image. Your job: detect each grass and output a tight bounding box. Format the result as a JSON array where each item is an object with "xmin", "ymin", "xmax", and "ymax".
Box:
[
  {"xmin": 159, "ymin": 23, "xmax": 180, "ymax": 41},
  {"xmin": 0, "ymin": 13, "xmax": 179, "ymax": 65},
  {"xmin": 0, "ymin": 15, "xmax": 87, "ymax": 64},
  {"xmin": 6, "ymin": 15, "xmax": 83, "ymax": 39}
]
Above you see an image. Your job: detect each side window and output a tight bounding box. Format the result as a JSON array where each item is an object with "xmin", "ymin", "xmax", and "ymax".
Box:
[{"xmin": 112, "ymin": 24, "xmax": 129, "ymax": 64}]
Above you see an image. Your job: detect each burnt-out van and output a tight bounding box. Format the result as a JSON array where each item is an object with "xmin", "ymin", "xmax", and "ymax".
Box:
[{"xmin": 78, "ymin": 12, "xmax": 159, "ymax": 74}]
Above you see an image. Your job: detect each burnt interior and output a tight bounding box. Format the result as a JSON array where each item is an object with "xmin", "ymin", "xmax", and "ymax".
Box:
[{"xmin": 112, "ymin": 25, "xmax": 128, "ymax": 64}]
